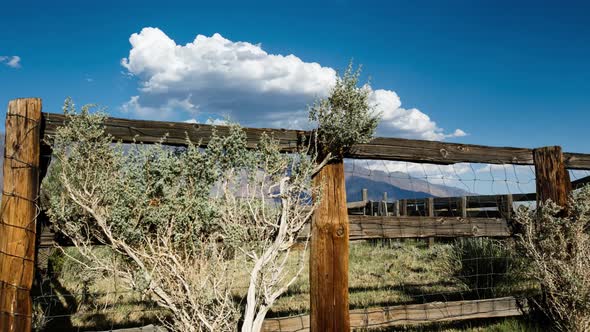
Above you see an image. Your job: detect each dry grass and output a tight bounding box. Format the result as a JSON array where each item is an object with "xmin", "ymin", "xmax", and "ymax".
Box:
[{"xmin": 36, "ymin": 240, "xmax": 530, "ymax": 331}]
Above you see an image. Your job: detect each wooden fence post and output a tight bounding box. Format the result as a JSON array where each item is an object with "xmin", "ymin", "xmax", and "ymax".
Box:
[
  {"xmin": 533, "ymin": 146, "xmax": 572, "ymax": 212},
  {"xmin": 381, "ymin": 192, "xmax": 388, "ymax": 216},
  {"xmin": 362, "ymin": 188, "xmax": 368, "ymax": 215},
  {"xmin": 426, "ymin": 198, "xmax": 435, "ymax": 247},
  {"xmin": 310, "ymin": 158, "xmax": 350, "ymax": 331},
  {"xmin": 459, "ymin": 196, "xmax": 468, "ymax": 218},
  {"xmin": 400, "ymin": 199, "xmax": 408, "ymax": 216},
  {"xmin": 0, "ymin": 98, "xmax": 42, "ymax": 332}
]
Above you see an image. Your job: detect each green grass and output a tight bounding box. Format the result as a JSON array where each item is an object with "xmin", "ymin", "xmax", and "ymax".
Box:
[{"xmin": 36, "ymin": 240, "xmax": 535, "ymax": 331}]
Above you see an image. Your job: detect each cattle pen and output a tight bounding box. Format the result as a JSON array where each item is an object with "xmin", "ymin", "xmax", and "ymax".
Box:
[{"xmin": 1, "ymin": 98, "xmax": 590, "ymax": 331}]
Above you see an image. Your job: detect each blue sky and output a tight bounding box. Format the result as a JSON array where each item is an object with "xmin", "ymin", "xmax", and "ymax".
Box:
[{"xmin": 1, "ymin": 0, "xmax": 589, "ymax": 153}]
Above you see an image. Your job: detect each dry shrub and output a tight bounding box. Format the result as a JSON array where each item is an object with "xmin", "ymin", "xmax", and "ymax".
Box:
[{"xmin": 516, "ymin": 186, "xmax": 590, "ymax": 332}]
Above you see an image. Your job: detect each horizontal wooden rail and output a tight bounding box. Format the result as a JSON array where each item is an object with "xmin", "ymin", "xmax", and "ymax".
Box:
[
  {"xmin": 262, "ymin": 296, "xmax": 525, "ymax": 331},
  {"xmin": 347, "ymin": 215, "xmax": 511, "ymax": 239},
  {"xmin": 572, "ymin": 174, "xmax": 590, "ymax": 188},
  {"xmin": 379, "ymin": 193, "xmax": 532, "ymax": 210},
  {"xmin": 41, "ymin": 112, "xmax": 590, "ymax": 169},
  {"xmin": 295, "ymin": 215, "xmax": 512, "ymax": 241},
  {"xmin": 41, "ymin": 112, "xmax": 306, "ymax": 152},
  {"xmin": 39, "ymin": 215, "xmax": 512, "ymax": 248}
]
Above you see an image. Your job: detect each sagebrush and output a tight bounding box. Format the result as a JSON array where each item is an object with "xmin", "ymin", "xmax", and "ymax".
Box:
[
  {"xmin": 516, "ymin": 186, "xmax": 590, "ymax": 332},
  {"xmin": 42, "ymin": 99, "xmax": 321, "ymax": 332}
]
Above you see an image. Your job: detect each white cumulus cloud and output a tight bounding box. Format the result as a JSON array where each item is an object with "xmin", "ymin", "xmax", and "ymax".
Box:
[
  {"xmin": 121, "ymin": 27, "xmax": 465, "ymax": 140},
  {"xmin": 0, "ymin": 56, "xmax": 21, "ymax": 68}
]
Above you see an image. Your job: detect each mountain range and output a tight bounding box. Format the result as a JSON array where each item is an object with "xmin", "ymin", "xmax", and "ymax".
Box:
[{"xmin": 344, "ymin": 162, "xmax": 468, "ymax": 201}]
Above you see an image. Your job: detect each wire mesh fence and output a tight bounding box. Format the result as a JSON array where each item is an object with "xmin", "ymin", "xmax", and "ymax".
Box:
[
  {"xmin": 30, "ymin": 157, "xmax": 551, "ymax": 331},
  {"xmin": 2, "ymin": 109, "xmax": 586, "ymax": 331},
  {"xmin": 339, "ymin": 159, "xmax": 537, "ymax": 329}
]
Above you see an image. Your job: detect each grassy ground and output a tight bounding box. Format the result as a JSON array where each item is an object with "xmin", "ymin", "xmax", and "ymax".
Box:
[{"xmin": 35, "ymin": 240, "xmax": 534, "ymax": 331}]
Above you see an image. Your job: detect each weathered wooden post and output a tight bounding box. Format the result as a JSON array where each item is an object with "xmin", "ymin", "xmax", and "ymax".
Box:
[
  {"xmin": 426, "ymin": 198, "xmax": 435, "ymax": 246},
  {"xmin": 361, "ymin": 188, "xmax": 368, "ymax": 215},
  {"xmin": 533, "ymin": 146, "xmax": 572, "ymax": 212},
  {"xmin": 310, "ymin": 156, "xmax": 350, "ymax": 331},
  {"xmin": 0, "ymin": 98, "xmax": 42, "ymax": 332},
  {"xmin": 458, "ymin": 196, "xmax": 468, "ymax": 218}
]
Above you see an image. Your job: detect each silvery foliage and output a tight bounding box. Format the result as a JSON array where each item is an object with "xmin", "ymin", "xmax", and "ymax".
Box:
[
  {"xmin": 308, "ymin": 61, "xmax": 380, "ymax": 157},
  {"xmin": 42, "ymin": 99, "xmax": 318, "ymax": 332},
  {"xmin": 516, "ymin": 186, "xmax": 590, "ymax": 332}
]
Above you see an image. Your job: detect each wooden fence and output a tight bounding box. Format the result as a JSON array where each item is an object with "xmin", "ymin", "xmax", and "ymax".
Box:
[{"xmin": 1, "ymin": 98, "xmax": 589, "ymax": 331}]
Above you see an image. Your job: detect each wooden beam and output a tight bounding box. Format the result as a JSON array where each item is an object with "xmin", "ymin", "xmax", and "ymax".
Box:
[
  {"xmin": 41, "ymin": 112, "xmax": 307, "ymax": 152},
  {"xmin": 401, "ymin": 193, "xmax": 536, "ymax": 210},
  {"xmin": 347, "ymin": 215, "xmax": 511, "ymax": 239},
  {"xmin": 41, "ymin": 113, "xmax": 590, "ymax": 169},
  {"xmin": 39, "ymin": 214, "xmax": 514, "ymax": 248},
  {"xmin": 261, "ymin": 296, "xmax": 525, "ymax": 331},
  {"xmin": 572, "ymin": 174, "xmax": 590, "ymax": 189},
  {"xmin": 309, "ymin": 160, "xmax": 349, "ymax": 331},
  {"xmin": 533, "ymin": 146, "xmax": 572, "ymax": 211},
  {"xmin": 0, "ymin": 98, "xmax": 42, "ymax": 332},
  {"xmin": 345, "ymin": 200, "xmax": 368, "ymax": 209}
]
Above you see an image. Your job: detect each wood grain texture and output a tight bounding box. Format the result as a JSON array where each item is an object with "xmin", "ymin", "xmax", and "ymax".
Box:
[
  {"xmin": 41, "ymin": 112, "xmax": 307, "ymax": 152},
  {"xmin": 261, "ymin": 297, "xmax": 525, "ymax": 331},
  {"xmin": 309, "ymin": 161, "xmax": 349, "ymax": 331},
  {"xmin": 400, "ymin": 193, "xmax": 535, "ymax": 210},
  {"xmin": 0, "ymin": 98, "xmax": 42, "ymax": 332},
  {"xmin": 533, "ymin": 146, "xmax": 572, "ymax": 210},
  {"xmin": 39, "ymin": 215, "xmax": 512, "ymax": 249},
  {"xmin": 40, "ymin": 113, "xmax": 590, "ymax": 169},
  {"xmin": 347, "ymin": 215, "xmax": 511, "ymax": 239}
]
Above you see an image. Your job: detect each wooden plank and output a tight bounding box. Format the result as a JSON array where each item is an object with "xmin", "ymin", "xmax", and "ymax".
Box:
[
  {"xmin": 572, "ymin": 174, "xmax": 590, "ymax": 189},
  {"xmin": 348, "ymin": 137, "xmax": 536, "ymax": 166},
  {"xmin": 347, "ymin": 215, "xmax": 511, "ymax": 239},
  {"xmin": 40, "ymin": 113, "xmax": 590, "ymax": 169},
  {"xmin": 39, "ymin": 214, "xmax": 514, "ymax": 249},
  {"xmin": 0, "ymin": 98, "xmax": 42, "ymax": 332},
  {"xmin": 346, "ymin": 201, "xmax": 368, "ymax": 209},
  {"xmin": 533, "ymin": 146, "xmax": 572, "ymax": 212},
  {"xmin": 261, "ymin": 297, "xmax": 525, "ymax": 331},
  {"xmin": 41, "ymin": 112, "xmax": 307, "ymax": 152},
  {"xmin": 400, "ymin": 193, "xmax": 536, "ymax": 210},
  {"xmin": 563, "ymin": 152, "xmax": 590, "ymax": 170},
  {"xmin": 309, "ymin": 160, "xmax": 350, "ymax": 331}
]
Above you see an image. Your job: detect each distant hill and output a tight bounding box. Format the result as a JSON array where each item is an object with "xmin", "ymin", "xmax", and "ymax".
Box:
[{"xmin": 344, "ymin": 163, "xmax": 469, "ymax": 201}]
